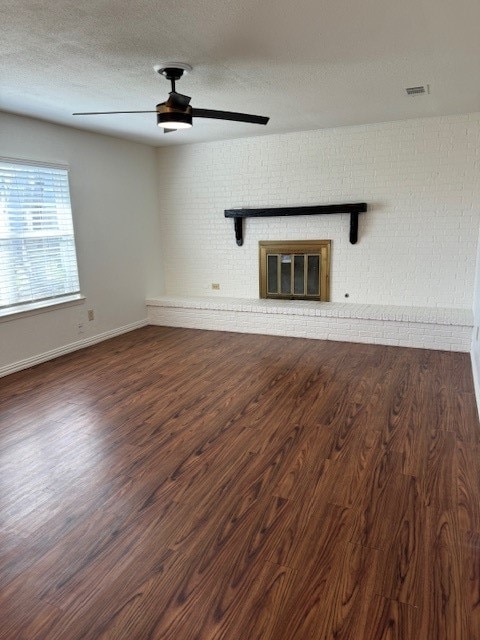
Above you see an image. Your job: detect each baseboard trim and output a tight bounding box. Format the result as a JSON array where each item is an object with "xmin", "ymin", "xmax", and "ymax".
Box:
[{"xmin": 0, "ymin": 319, "xmax": 149, "ymax": 378}]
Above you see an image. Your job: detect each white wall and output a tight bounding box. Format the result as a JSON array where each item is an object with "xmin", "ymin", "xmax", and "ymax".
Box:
[
  {"xmin": 0, "ymin": 112, "xmax": 163, "ymax": 371},
  {"xmin": 157, "ymin": 113, "xmax": 480, "ymax": 309},
  {"xmin": 471, "ymin": 224, "xmax": 480, "ymax": 404}
]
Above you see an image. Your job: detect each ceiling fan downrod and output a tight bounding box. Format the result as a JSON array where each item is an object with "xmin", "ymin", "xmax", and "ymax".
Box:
[{"xmin": 154, "ymin": 63, "xmax": 193, "ymax": 94}]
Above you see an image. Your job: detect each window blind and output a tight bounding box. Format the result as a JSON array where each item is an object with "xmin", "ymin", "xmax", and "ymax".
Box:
[{"xmin": 0, "ymin": 160, "xmax": 80, "ymax": 310}]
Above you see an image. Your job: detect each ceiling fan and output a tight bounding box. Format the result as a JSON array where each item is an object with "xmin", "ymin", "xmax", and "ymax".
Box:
[{"xmin": 73, "ymin": 63, "xmax": 270, "ymax": 133}]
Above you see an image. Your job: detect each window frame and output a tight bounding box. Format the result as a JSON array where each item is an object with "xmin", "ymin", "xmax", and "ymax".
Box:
[{"xmin": 0, "ymin": 156, "xmax": 83, "ymax": 319}]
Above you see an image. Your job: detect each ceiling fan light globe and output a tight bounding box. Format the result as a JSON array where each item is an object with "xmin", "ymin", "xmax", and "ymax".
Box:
[{"xmin": 156, "ymin": 111, "xmax": 192, "ymax": 129}]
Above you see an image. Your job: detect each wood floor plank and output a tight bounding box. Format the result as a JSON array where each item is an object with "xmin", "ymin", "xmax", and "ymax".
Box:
[
  {"xmin": 349, "ymin": 452, "xmax": 408, "ymax": 550},
  {"xmin": 0, "ymin": 327, "xmax": 478, "ymax": 639},
  {"xmin": 418, "ymin": 429, "xmax": 458, "ymax": 509},
  {"xmin": 464, "ymin": 530, "xmax": 480, "ymax": 639},
  {"xmin": 374, "ymin": 479, "xmax": 427, "ymax": 606},
  {"xmin": 328, "ymin": 428, "xmax": 381, "ymax": 508},
  {"xmin": 457, "ymin": 440, "xmax": 480, "ymax": 533},
  {"xmin": 417, "ymin": 508, "xmax": 469, "ymax": 639},
  {"xmin": 360, "ymin": 595, "xmax": 419, "ymax": 640},
  {"xmin": 442, "ymin": 391, "xmax": 480, "ymax": 444},
  {"xmin": 139, "ymin": 495, "xmax": 294, "ymax": 640},
  {"xmin": 0, "ymin": 595, "xmax": 62, "ymax": 640},
  {"xmin": 268, "ymin": 503, "xmax": 355, "ymax": 638},
  {"xmin": 313, "ymin": 541, "xmax": 380, "ymax": 639}
]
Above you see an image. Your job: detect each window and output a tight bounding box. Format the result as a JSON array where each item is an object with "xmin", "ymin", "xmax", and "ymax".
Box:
[
  {"xmin": 259, "ymin": 240, "xmax": 331, "ymax": 301},
  {"xmin": 0, "ymin": 159, "xmax": 80, "ymax": 314}
]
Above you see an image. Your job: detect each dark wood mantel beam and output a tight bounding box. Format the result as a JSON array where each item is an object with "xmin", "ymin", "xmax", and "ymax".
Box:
[{"xmin": 224, "ymin": 202, "xmax": 367, "ymax": 246}]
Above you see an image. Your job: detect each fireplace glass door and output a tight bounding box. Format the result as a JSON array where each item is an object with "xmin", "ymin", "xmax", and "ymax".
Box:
[{"xmin": 259, "ymin": 241, "xmax": 330, "ymax": 301}]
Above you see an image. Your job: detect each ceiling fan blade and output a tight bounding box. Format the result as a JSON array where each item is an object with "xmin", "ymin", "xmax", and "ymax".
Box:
[
  {"xmin": 166, "ymin": 92, "xmax": 192, "ymax": 110},
  {"xmin": 72, "ymin": 110, "xmax": 157, "ymax": 115},
  {"xmin": 163, "ymin": 128, "xmax": 177, "ymax": 134},
  {"xmin": 192, "ymin": 108, "xmax": 269, "ymax": 125}
]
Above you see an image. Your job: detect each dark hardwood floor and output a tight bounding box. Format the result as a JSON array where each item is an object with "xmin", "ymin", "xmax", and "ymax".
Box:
[{"xmin": 0, "ymin": 326, "xmax": 479, "ymax": 639}]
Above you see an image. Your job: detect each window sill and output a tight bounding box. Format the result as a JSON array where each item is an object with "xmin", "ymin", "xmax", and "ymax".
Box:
[{"xmin": 0, "ymin": 294, "xmax": 85, "ymax": 323}]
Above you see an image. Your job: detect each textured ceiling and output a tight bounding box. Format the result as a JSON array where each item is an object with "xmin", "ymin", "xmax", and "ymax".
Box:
[{"xmin": 1, "ymin": 0, "xmax": 479, "ymax": 146}]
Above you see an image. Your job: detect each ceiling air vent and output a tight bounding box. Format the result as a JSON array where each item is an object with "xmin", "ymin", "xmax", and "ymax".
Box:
[{"xmin": 406, "ymin": 85, "xmax": 429, "ymax": 96}]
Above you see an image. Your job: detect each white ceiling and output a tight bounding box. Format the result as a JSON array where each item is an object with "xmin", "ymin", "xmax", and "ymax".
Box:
[{"xmin": 1, "ymin": 0, "xmax": 479, "ymax": 147}]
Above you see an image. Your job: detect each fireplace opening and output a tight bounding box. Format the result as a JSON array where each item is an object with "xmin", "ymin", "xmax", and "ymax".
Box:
[{"xmin": 259, "ymin": 240, "xmax": 330, "ymax": 301}]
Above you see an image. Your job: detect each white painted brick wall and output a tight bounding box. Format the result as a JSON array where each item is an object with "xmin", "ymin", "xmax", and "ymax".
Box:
[
  {"xmin": 147, "ymin": 297, "xmax": 473, "ymax": 352},
  {"xmin": 157, "ymin": 113, "xmax": 480, "ymax": 310}
]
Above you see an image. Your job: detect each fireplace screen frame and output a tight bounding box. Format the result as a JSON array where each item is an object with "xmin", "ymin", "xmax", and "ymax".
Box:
[{"xmin": 259, "ymin": 240, "xmax": 331, "ymax": 301}]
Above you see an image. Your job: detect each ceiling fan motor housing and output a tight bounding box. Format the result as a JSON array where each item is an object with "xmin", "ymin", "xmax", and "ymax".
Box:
[{"xmin": 156, "ymin": 102, "xmax": 192, "ymax": 128}]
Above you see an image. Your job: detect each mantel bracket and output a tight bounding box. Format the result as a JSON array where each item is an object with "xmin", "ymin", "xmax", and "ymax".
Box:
[{"xmin": 224, "ymin": 202, "xmax": 367, "ymax": 246}]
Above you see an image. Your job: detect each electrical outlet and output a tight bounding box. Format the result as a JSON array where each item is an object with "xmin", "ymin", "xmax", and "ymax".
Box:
[
  {"xmin": 88, "ymin": 309, "xmax": 95, "ymax": 321},
  {"xmin": 211, "ymin": 283, "xmax": 220, "ymax": 290}
]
